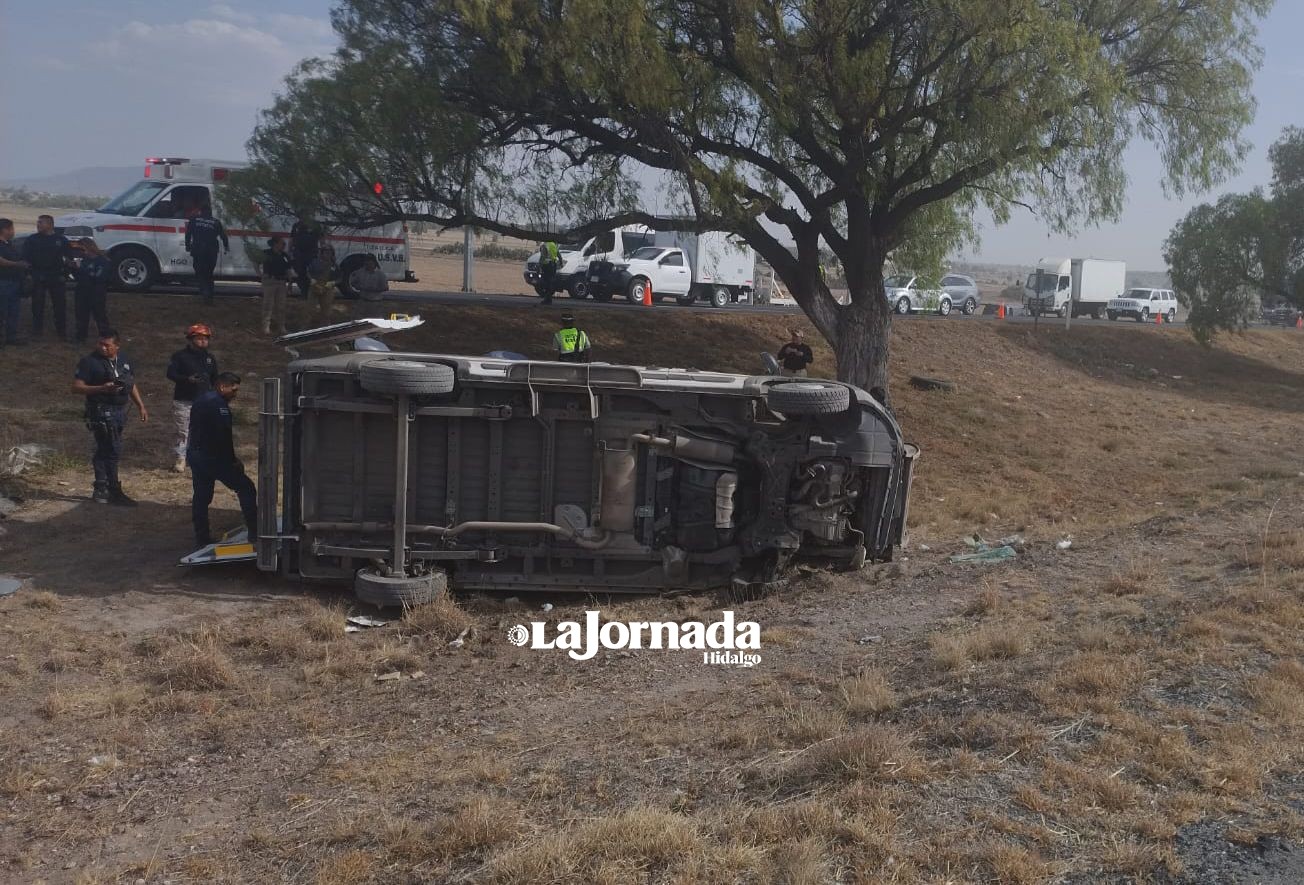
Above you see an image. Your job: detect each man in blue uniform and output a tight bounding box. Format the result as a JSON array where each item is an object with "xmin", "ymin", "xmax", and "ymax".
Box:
[
  {"xmin": 72, "ymin": 238, "xmax": 112, "ymax": 344},
  {"xmin": 187, "ymin": 372, "xmax": 258, "ymax": 548},
  {"xmin": 183, "ymin": 206, "xmax": 229, "ymax": 304},
  {"xmin": 22, "ymin": 214, "xmax": 72, "ymax": 339},
  {"xmin": 0, "ymin": 218, "xmax": 28, "ymax": 348},
  {"xmin": 71, "ymin": 330, "xmax": 149, "ymax": 505}
]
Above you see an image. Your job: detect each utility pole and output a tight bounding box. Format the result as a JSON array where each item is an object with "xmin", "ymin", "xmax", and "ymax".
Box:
[{"xmin": 461, "ymin": 160, "xmax": 475, "ymax": 293}]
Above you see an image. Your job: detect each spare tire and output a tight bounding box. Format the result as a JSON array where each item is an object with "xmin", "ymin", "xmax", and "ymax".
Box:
[
  {"xmin": 355, "ymin": 568, "xmax": 446, "ymax": 608},
  {"xmin": 767, "ymin": 381, "xmax": 850, "ymax": 415},
  {"xmin": 359, "ymin": 359, "xmax": 455, "ymax": 396}
]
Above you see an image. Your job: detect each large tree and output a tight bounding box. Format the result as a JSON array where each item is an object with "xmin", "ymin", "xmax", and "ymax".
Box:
[
  {"xmin": 1165, "ymin": 127, "xmax": 1304, "ymax": 344},
  {"xmin": 235, "ymin": 0, "xmax": 1268, "ymax": 390}
]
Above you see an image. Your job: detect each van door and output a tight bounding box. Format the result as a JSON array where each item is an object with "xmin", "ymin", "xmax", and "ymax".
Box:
[{"xmin": 143, "ymin": 184, "xmax": 211, "ymax": 280}]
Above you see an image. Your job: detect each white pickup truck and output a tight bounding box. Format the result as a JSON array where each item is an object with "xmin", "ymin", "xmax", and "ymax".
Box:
[
  {"xmin": 523, "ymin": 226, "xmax": 655, "ymax": 299},
  {"xmin": 588, "ymin": 231, "xmax": 755, "ymax": 306}
]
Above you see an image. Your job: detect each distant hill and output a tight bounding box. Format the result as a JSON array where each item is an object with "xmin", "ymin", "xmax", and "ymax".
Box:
[{"xmin": 0, "ymin": 166, "xmax": 140, "ymax": 199}]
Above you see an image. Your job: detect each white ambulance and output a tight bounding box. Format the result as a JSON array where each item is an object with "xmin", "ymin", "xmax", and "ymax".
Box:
[{"xmin": 54, "ymin": 157, "xmax": 415, "ymax": 297}]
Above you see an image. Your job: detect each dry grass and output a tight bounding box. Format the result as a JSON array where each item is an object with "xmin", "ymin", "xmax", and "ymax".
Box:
[
  {"xmin": 1102, "ymin": 562, "xmax": 1161, "ymax": 596},
  {"xmin": 154, "ymin": 636, "xmax": 239, "ymax": 692},
  {"xmin": 399, "ymin": 590, "xmax": 475, "ymax": 640},
  {"xmin": 785, "ymin": 726, "xmax": 921, "ymax": 784},
  {"xmin": 838, "ymin": 668, "xmax": 897, "ymax": 716},
  {"xmin": 22, "ymin": 590, "xmax": 62, "ymax": 611},
  {"xmin": 929, "ymin": 623, "xmax": 1026, "ymax": 670},
  {"xmin": 784, "ymin": 705, "xmax": 848, "ymax": 743},
  {"xmin": 1246, "ymin": 661, "xmax": 1304, "ymax": 723}
]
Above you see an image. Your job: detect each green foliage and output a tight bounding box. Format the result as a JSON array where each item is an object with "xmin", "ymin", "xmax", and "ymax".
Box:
[
  {"xmin": 1165, "ymin": 128, "xmax": 1304, "ymax": 344},
  {"xmin": 239, "ymin": 0, "xmax": 1269, "ymax": 386},
  {"xmin": 0, "ymin": 188, "xmax": 105, "ymax": 210}
]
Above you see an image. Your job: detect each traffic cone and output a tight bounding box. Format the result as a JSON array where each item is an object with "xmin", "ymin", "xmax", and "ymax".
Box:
[
  {"xmin": 1296, "ymin": 315, "xmax": 1302, "ymax": 329},
  {"xmin": 1155, "ymin": 311, "xmax": 1163, "ymax": 325},
  {"xmin": 997, "ymin": 303, "xmax": 1006, "ymax": 319},
  {"xmin": 643, "ymin": 280, "xmax": 653, "ymax": 307}
]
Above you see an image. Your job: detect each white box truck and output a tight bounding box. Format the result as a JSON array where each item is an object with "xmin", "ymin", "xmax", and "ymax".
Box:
[
  {"xmin": 523, "ymin": 225, "xmax": 655, "ymax": 299},
  {"xmin": 650, "ymin": 230, "xmax": 755, "ymax": 306},
  {"xmin": 1023, "ymin": 257, "xmax": 1126, "ymax": 319}
]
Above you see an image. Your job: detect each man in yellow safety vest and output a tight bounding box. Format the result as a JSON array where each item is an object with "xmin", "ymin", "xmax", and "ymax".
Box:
[
  {"xmin": 552, "ymin": 313, "xmax": 591, "ymax": 363},
  {"xmin": 537, "ymin": 240, "xmax": 561, "ymax": 305}
]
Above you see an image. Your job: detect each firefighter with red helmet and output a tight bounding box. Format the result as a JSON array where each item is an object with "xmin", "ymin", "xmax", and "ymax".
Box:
[{"xmin": 166, "ymin": 324, "xmax": 219, "ymax": 473}]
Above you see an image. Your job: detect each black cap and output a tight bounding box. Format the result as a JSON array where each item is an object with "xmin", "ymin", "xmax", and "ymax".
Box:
[{"xmin": 560, "ymin": 312, "xmax": 575, "ymax": 324}]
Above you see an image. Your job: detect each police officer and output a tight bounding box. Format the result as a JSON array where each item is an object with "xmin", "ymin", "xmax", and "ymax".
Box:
[
  {"xmin": 22, "ymin": 214, "xmax": 72, "ymax": 340},
  {"xmin": 187, "ymin": 372, "xmax": 258, "ymax": 548},
  {"xmin": 72, "ymin": 238, "xmax": 112, "ymax": 344},
  {"xmin": 184, "ymin": 205, "xmax": 229, "ymax": 304},
  {"xmin": 71, "ymin": 329, "xmax": 149, "ymax": 505},
  {"xmin": 552, "ymin": 312, "xmax": 591, "ymax": 363},
  {"xmin": 0, "ymin": 218, "xmax": 28, "ymax": 348},
  {"xmin": 290, "ymin": 215, "xmax": 324, "ymax": 299},
  {"xmin": 166, "ymin": 324, "xmax": 219, "ymax": 473},
  {"xmin": 536, "ymin": 240, "xmax": 561, "ymax": 305}
]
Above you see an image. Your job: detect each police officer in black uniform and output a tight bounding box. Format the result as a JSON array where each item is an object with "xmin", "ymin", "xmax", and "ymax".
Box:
[
  {"xmin": 289, "ymin": 215, "xmax": 323, "ymax": 299},
  {"xmin": 71, "ymin": 330, "xmax": 149, "ymax": 505},
  {"xmin": 187, "ymin": 372, "xmax": 257, "ymax": 547},
  {"xmin": 21, "ymin": 214, "xmax": 72, "ymax": 339},
  {"xmin": 184, "ymin": 206, "xmax": 229, "ymax": 304}
]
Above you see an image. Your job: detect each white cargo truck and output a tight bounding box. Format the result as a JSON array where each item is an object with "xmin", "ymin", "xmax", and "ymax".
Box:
[
  {"xmin": 1023, "ymin": 257, "xmax": 1126, "ymax": 319},
  {"xmin": 650, "ymin": 230, "xmax": 755, "ymax": 306}
]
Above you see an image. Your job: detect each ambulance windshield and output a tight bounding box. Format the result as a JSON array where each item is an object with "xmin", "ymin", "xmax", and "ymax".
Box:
[{"xmin": 98, "ymin": 181, "xmax": 168, "ymax": 216}]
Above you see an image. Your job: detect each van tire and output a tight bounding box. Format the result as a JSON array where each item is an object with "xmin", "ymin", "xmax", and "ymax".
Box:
[
  {"xmin": 355, "ymin": 568, "xmax": 445, "ymax": 609},
  {"xmin": 767, "ymin": 381, "xmax": 850, "ymax": 415},
  {"xmin": 709, "ymin": 286, "xmax": 730, "ymax": 308},
  {"xmin": 962, "ymin": 298, "xmax": 977, "ymax": 315},
  {"xmin": 336, "ymin": 255, "xmax": 366, "ymax": 300},
  {"xmin": 1137, "ymin": 309, "xmax": 1149, "ymax": 324},
  {"xmin": 359, "ymin": 359, "xmax": 456, "ymax": 396},
  {"xmin": 110, "ymin": 246, "xmax": 157, "ymax": 293},
  {"xmin": 1167, "ymin": 308, "xmax": 1176, "ymax": 324},
  {"xmin": 627, "ymin": 277, "xmax": 649, "ymax": 304}
]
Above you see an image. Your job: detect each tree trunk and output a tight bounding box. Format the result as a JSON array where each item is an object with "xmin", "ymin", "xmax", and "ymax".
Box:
[{"xmin": 835, "ymin": 263, "xmax": 891, "ymax": 393}]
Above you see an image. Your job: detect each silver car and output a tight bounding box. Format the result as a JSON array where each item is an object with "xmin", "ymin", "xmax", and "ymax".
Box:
[
  {"xmin": 941, "ymin": 273, "xmax": 980, "ymax": 316},
  {"xmin": 885, "ymin": 274, "xmax": 948, "ymax": 315}
]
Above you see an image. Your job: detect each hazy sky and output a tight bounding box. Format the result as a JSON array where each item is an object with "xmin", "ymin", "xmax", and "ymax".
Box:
[{"xmin": 1, "ymin": 0, "xmax": 1298, "ymax": 270}]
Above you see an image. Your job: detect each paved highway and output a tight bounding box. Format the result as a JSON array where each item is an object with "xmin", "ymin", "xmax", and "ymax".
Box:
[{"xmin": 165, "ymin": 281, "xmax": 1193, "ymax": 325}]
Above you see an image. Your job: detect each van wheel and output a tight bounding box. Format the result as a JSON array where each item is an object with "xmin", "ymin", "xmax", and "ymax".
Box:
[
  {"xmin": 938, "ymin": 298, "xmax": 952, "ymax": 316},
  {"xmin": 359, "ymin": 359, "xmax": 456, "ymax": 396},
  {"xmin": 336, "ymin": 255, "xmax": 366, "ymax": 300},
  {"xmin": 1137, "ymin": 309, "xmax": 1149, "ymax": 324},
  {"xmin": 767, "ymin": 381, "xmax": 850, "ymax": 415},
  {"xmin": 895, "ymin": 297, "xmax": 911, "ymax": 315},
  {"xmin": 1167, "ymin": 308, "xmax": 1176, "ymax": 324},
  {"xmin": 110, "ymin": 246, "xmax": 157, "ymax": 293},
  {"xmin": 627, "ymin": 277, "xmax": 649, "ymax": 304},
  {"xmin": 354, "ymin": 568, "xmax": 446, "ymax": 609},
  {"xmin": 962, "ymin": 298, "xmax": 977, "ymax": 315}
]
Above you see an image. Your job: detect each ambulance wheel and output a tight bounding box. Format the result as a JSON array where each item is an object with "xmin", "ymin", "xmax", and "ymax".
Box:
[
  {"xmin": 111, "ymin": 246, "xmax": 157, "ymax": 293},
  {"xmin": 336, "ymin": 255, "xmax": 367, "ymax": 300},
  {"xmin": 354, "ymin": 568, "xmax": 446, "ymax": 609},
  {"xmin": 359, "ymin": 359, "xmax": 456, "ymax": 396}
]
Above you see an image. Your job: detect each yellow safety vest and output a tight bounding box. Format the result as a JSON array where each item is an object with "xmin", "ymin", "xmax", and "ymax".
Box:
[
  {"xmin": 542, "ymin": 241, "xmax": 560, "ymax": 264},
  {"xmin": 553, "ymin": 327, "xmax": 590, "ymax": 354}
]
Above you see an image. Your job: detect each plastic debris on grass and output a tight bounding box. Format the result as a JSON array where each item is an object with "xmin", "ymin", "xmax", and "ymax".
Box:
[{"xmin": 951, "ymin": 533, "xmax": 1020, "ymax": 564}]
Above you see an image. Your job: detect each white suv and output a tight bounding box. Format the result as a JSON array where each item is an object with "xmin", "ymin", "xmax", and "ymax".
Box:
[{"xmin": 1108, "ymin": 288, "xmax": 1178, "ymax": 323}]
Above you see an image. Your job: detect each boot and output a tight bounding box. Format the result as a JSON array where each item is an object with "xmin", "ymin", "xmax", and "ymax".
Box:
[
  {"xmin": 108, "ymin": 487, "xmax": 137, "ymax": 507},
  {"xmin": 91, "ymin": 485, "xmax": 110, "ymax": 504}
]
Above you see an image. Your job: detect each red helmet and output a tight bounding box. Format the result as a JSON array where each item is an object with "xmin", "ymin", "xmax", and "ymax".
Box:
[{"xmin": 186, "ymin": 324, "xmax": 213, "ymax": 339}]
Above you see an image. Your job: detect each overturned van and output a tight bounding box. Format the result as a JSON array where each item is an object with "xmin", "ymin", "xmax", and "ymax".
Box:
[{"xmin": 255, "ymin": 323, "xmax": 917, "ymax": 606}]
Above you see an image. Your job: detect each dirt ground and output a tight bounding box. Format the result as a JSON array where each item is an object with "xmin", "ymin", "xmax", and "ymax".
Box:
[{"xmin": 2, "ymin": 294, "xmax": 1304, "ymax": 883}]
